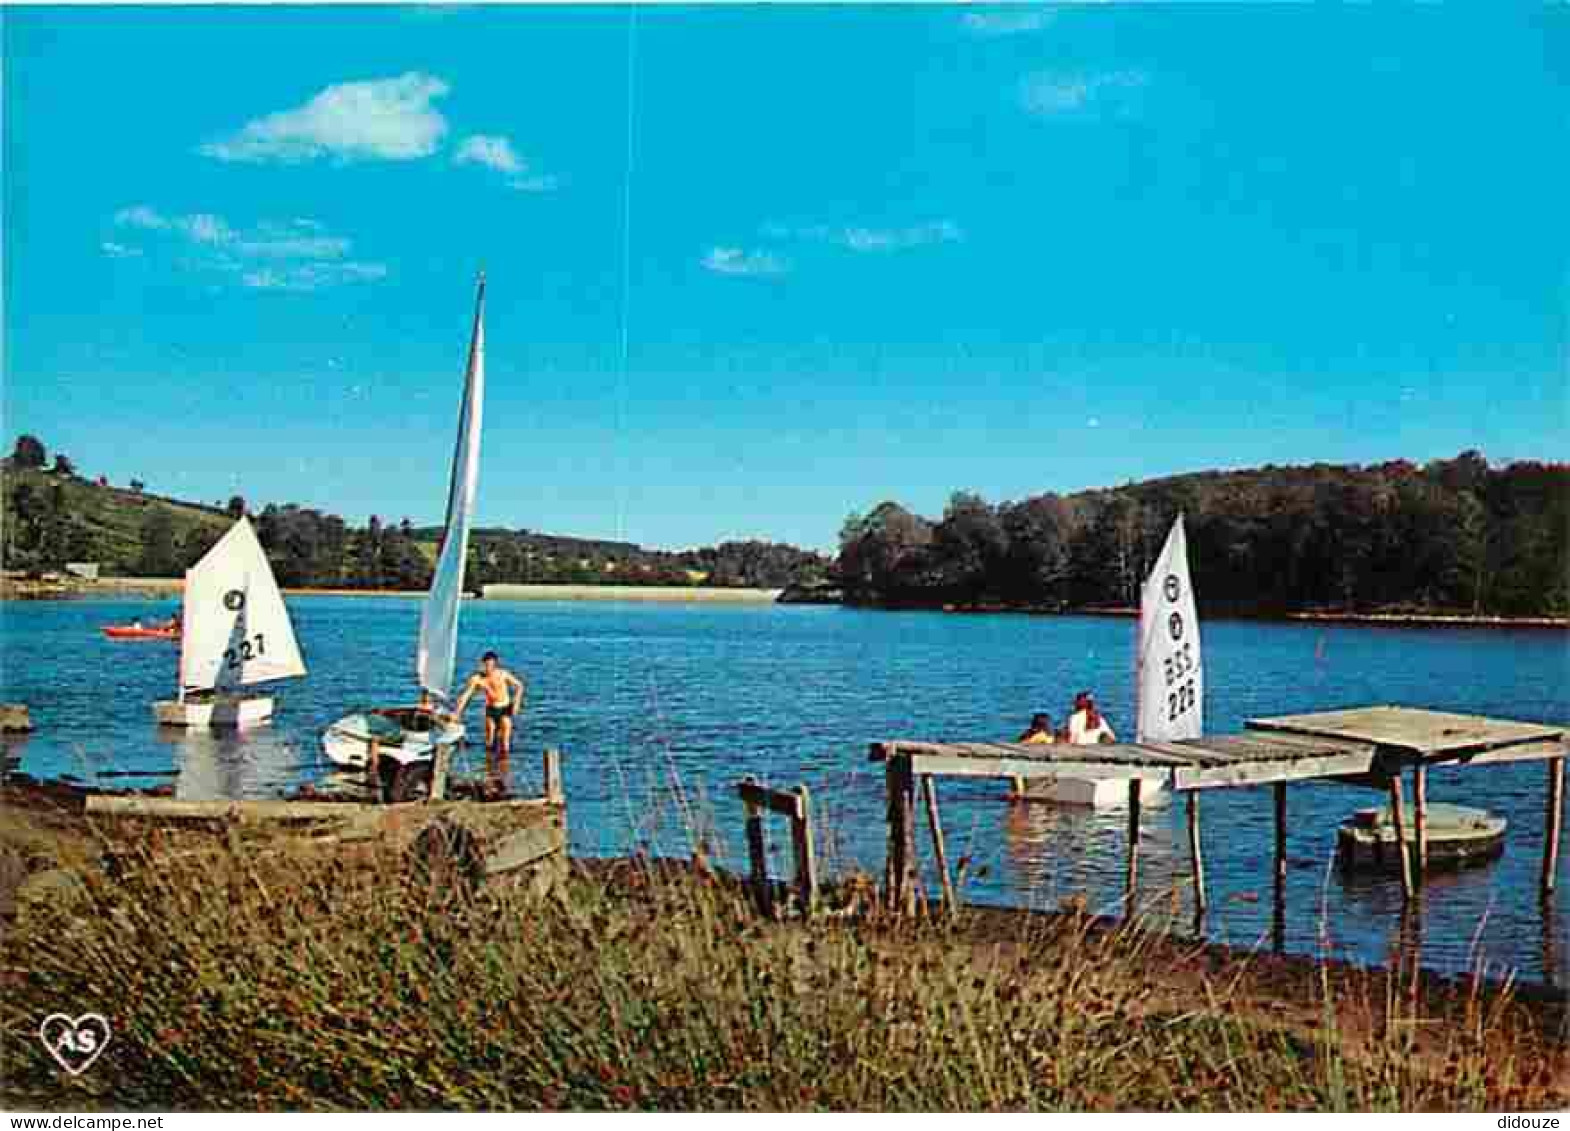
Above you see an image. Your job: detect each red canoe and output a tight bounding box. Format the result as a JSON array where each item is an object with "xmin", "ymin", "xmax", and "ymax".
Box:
[{"xmin": 102, "ymin": 626, "xmax": 180, "ymax": 640}]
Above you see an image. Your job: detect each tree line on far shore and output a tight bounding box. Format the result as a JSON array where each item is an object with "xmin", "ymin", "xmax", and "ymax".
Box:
[
  {"xmin": 0, "ymin": 434, "xmax": 829, "ymax": 590},
  {"xmin": 837, "ymin": 452, "xmax": 1568, "ymax": 617}
]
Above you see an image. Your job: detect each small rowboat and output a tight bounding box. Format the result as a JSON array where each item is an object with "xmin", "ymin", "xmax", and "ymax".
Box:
[
  {"xmin": 1337, "ymin": 802, "xmax": 1506, "ymax": 871},
  {"xmin": 103, "ymin": 625, "xmax": 180, "ymax": 640}
]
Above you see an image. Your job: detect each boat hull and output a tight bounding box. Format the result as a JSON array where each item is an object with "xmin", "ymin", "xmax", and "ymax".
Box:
[
  {"xmin": 153, "ymin": 696, "xmax": 274, "ymax": 729},
  {"xmin": 1337, "ymin": 803, "xmax": 1506, "ymax": 871},
  {"xmin": 322, "ymin": 707, "xmax": 464, "ymax": 769},
  {"xmin": 105, "ymin": 626, "xmax": 180, "ymax": 640},
  {"xmin": 1014, "ymin": 767, "xmax": 1170, "ymax": 808}
]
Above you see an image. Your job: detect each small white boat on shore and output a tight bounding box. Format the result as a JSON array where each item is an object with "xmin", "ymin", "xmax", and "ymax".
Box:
[{"xmin": 152, "ymin": 517, "xmax": 307, "ymax": 728}]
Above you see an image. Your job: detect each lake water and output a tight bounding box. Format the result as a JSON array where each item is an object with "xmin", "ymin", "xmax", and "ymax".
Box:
[{"xmin": 2, "ymin": 596, "xmax": 1566, "ymax": 984}]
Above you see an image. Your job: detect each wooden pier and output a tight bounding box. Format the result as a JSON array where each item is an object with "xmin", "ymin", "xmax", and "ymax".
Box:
[{"xmin": 870, "ymin": 706, "xmax": 1566, "ymax": 919}]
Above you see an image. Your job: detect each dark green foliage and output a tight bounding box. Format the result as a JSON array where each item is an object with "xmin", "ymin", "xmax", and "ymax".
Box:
[
  {"xmin": 9, "ymin": 434, "xmax": 45, "ymax": 469},
  {"xmin": 838, "ymin": 453, "xmax": 1568, "ymax": 617},
  {"xmin": 136, "ymin": 510, "xmax": 180, "ymax": 577}
]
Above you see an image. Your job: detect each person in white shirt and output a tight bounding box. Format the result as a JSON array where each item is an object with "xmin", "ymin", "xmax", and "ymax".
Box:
[{"xmin": 1067, "ymin": 691, "xmax": 1117, "ymax": 745}]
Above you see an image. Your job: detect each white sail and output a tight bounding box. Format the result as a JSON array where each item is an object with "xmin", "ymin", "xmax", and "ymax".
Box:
[
  {"xmin": 180, "ymin": 517, "xmax": 307, "ymax": 694},
  {"xmin": 1135, "ymin": 514, "xmax": 1203, "ymax": 743},
  {"xmin": 416, "ymin": 275, "xmax": 486, "ymax": 702}
]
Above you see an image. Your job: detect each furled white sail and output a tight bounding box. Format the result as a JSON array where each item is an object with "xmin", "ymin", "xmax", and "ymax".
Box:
[
  {"xmin": 180, "ymin": 517, "xmax": 307, "ymax": 694},
  {"xmin": 1135, "ymin": 514, "xmax": 1203, "ymax": 743},
  {"xmin": 416, "ymin": 275, "xmax": 486, "ymax": 702}
]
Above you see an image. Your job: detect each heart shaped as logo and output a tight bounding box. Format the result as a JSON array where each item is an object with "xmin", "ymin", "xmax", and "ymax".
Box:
[{"xmin": 38, "ymin": 1013, "xmax": 111, "ymax": 1076}]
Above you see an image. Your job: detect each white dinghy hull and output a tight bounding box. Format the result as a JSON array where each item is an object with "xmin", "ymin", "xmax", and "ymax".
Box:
[
  {"xmin": 1016, "ymin": 768, "xmax": 1170, "ymax": 808},
  {"xmin": 154, "ymin": 695, "xmax": 275, "ymax": 729},
  {"xmin": 321, "ymin": 708, "xmax": 465, "ymax": 769}
]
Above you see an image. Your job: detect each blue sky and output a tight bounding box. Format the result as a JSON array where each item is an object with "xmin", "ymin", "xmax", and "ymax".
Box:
[{"xmin": 4, "ymin": 5, "xmax": 1565, "ymax": 551}]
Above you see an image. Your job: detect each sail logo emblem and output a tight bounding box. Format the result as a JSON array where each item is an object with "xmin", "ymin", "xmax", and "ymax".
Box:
[
  {"xmin": 1164, "ymin": 574, "xmax": 1181, "ymax": 603},
  {"xmin": 1169, "ymin": 611, "xmax": 1184, "ymax": 641},
  {"xmin": 223, "ymin": 589, "xmax": 246, "ymax": 611}
]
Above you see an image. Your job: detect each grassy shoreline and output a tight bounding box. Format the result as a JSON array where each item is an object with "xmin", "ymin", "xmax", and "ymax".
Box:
[{"xmin": 1, "ymin": 784, "xmax": 1564, "ymax": 1111}]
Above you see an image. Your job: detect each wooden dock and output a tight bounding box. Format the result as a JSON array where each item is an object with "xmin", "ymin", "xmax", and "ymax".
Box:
[{"xmin": 870, "ymin": 706, "xmax": 1566, "ymax": 920}]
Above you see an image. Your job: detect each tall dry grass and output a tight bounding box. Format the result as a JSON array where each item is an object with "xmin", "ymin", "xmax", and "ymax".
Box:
[{"xmin": 2, "ymin": 825, "xmax": 1558, "ymax": 1112}]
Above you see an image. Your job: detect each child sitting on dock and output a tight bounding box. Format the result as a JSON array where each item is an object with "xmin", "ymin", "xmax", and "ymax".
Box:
[
  {"xmin": 1067, "ymin": 692, "xmax": 1117, "ymax": 745},
  {"xmin": 1017, "ymin": 713, "xmax": 1056, "ymax": 745}
]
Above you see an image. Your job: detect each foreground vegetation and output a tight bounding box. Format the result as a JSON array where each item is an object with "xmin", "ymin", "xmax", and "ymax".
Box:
[{"xmin": 2, "ymin": 798, "xmax": 1563, "ymax": 1111}]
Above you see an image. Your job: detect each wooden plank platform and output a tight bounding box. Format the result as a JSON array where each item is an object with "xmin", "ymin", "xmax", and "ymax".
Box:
[
  {"xmin": 872, "ymin": 708, "xmax": 1566, "ymax": 793},
  {"xmin": 1247, "ymin": 705, "xmax": 1564, "ymax": 761}
]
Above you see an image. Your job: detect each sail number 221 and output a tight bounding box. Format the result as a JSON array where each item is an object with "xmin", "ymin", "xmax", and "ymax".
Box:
[{"xmin": 224, "ymin": 633, "xmax": 265, "ymax": 670}]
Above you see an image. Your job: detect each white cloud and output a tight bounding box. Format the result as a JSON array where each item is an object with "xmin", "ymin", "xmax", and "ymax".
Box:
[
  {"xmin": 177, "ymin": 213, "xmax": 236, "ymax": 245},
  {"xmin": 200, "ymin": 72, "xmax": 450, "ymax": 163},
  {"xmin": 114, "ymin": 205, "xmax": 168, "ymax": 230},
  {"xmin": 241, "ymin": 262, "xmax": 388, "ymax": 292},
  {"xmin": 455, "ymin": 133, "xmax": 524, "ymax": 174},
  {"xmin": 839, "ymin": 221, "xmax": 963, "ymax": 253},
  {"xmin": 702, "ymin": 247, "xmax": 788, "ymax": 277},
  {"xmin": 510, "ymin": 173, "xmax": 561, "ymax": 193},
  {"xmin": 101, "ymin": 241, "xmax": 142, "ymax": 258},
  {"xmin": 1021, "ymin": 69, "xmax": 1147, "ymax": 116},
  {"xmin": 961, "ymin": 9, "xmax": 1054, "ymax": 36},
  {"xmin": 111, "ymin": 207, "xmax": 383, "ymax": 290},
  {"xmin": 762, "ymin": 220, "xmax": 964, "ymax": 254}
]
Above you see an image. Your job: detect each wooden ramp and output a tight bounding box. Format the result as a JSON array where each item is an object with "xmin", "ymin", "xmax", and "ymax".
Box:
[{"xmin": 871, "ymin": 707, "xmax": 1566, "ymax": 918}]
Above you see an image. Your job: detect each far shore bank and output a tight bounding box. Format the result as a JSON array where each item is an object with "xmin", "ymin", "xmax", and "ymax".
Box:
[
  {"xmin": 481, "ymin": 583, "xmax": 783, "ymax": 604},
  {"xmin": 847, "ymin": 599, "xmax": 1569, "ymax": 630}
]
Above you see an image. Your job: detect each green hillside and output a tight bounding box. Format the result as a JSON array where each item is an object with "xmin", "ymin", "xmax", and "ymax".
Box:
[{"xmin": 1, "ymin": 466, "xmax": 233, "ymax": 577}]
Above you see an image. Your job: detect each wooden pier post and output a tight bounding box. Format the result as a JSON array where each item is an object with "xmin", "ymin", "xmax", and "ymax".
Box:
[
  {"xmin": 1186, "ymin": 791, "xmax": 1208, "ymax": 917},
  {"xmin": 742, "ymin": 775, "xmax": 771, "ymax": 916},
  {"xmin": 1124, "ymin": 778, "xmax": 1141, "ymax": 920},
  {"xmin": 543, "ymin": 747, "xmax": 564, "ymax": 804},
  {"xmin": 1544, "ymin": 755, "xmax": 1565, "ymax": 899},
  {"xmin": 1412, "ymin": 764, "xmax": 1428, "ymax": 884},
  {"xmin": 885, "ymin": 753, "xmax": 917, "ymax": 913},
  {"xmin": 429, "ymin": 743, "xmax": 452, "ymax": 802},
  {"xmin": 1387, "ymin": 773, "xmax": 1415, "ymax": 902},
  {"xmin": 792, "ymin": 785, "xmax": 819, "ymax": 918},
  {"xmin": 1273, "ymin": 783, "xmax": 1288, "ymax": 952},
  {"xmin": 920, "ymin": 774, "xmax": 955, "ymax": 912}
]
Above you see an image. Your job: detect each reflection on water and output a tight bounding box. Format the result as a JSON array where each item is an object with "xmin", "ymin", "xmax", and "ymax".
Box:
[{"xmin": 2, "ymin": 595, "xmax": 1565, "ymax": 984}]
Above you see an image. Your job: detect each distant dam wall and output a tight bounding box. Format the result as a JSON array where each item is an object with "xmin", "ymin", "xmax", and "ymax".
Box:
[{"xmin": 482, "ymin": 583, "xmax": 782, "ymax": 604}]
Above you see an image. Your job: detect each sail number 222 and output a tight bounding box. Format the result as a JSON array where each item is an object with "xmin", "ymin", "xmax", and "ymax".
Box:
[
  {"xmin": 1163, "ymin": 642, "xmax": 1196, "ymax": 722},
  {"xmin": 224, "ymin": 633, "xmax": 265, "ymax": 670}
]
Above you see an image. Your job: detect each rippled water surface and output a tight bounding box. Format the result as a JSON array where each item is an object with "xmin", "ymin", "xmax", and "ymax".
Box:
[{"xmin": 3, "ymin": 596, "xmax": 1566, "ymax": 983}]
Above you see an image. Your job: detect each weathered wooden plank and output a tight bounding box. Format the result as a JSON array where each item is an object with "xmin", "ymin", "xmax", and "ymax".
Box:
[
  {"xmin": 1172, "ymin": 749, "xmax": 1379, "ymax": 792},
  {"xmin": 429, "ymin": 744, "xmax": 452, "ymax": 802},
  {"xmin": 792, "ymin": 786, "xmax": 818, "ymax": 918},
  {"xmin": 737, "ymin": 779, "xmax": 805, "ymax": 819},
  {"xmin": 1248, "ymin": 706, "xmax": 1564, "ymax": 758},
  {"xmin": 1412, "ymin": 764, "xmax": 1428, "ymax": 882},
  {"xmin": 84, "ymin": 795, "xmax": 557, "ymax": 822},
  {"xmin": 483, "ymin": 825, "xmax": 563, "ymax": 876},
  {"xmin": 543, "ymin": 747, "xmax": 564, "ymax": 804},
  {"xmin": 1187, "ymin": 791, "xmax": 1207, "ymax": 915},
  {"xmin": 1545, "ymin": 756, "xmax": 1565, "ymax": 899},
  {"xmin": 908, "ymin": 752, "xmax": 1170, "ymax": 785},
  {"xmin": 1388, "ymin": 773, "xmax": 1415, "ymax": 902},
  {"xmin": 885, "ymin": 755, "xmax": 917, "ymax": 913},
  {"xmin": 742, "ymin": 777, "xmax": 771, "ymax": 916},
  {"xmin": 920, "ymin": 774, "xmax": 955, "ymax": 911},
  {"xmin": 1428, "ymin": 738, "xmax": 1567, "ymax": 769},
  {"xmin": 1124, "ymin": 778, "xmax": 1141, "ymax": 920}
]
